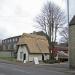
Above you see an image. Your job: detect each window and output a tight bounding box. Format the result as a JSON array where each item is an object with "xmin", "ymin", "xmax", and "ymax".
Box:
[
  {"xmin": 2, "ymin": 40, "xmax": 4, "ymax": 44},
  {"xmin": 8, "ymin": 44, "xmax": 10, "ymax": 50},
  {"xmin": 10, "ymin": 44, "xmax": 14, "ymax": 49},
  {"xmin": 7, "ymin": 40, "xmax": 9, "ymax": 43},
  {"xmin": 10, "ymin": 39, "xmax": 11, "ymax": 42},
  {"xmin": 3, "ymin": 40, "xmax": 5, "ymax": 43},
  {"xmin": 7, "ymin": 39, "xmax": 9, "ymax": 43},
  {"xmin": 13, "ymin": 38, "xmax": 17, "ymax": 42},
  {"xmin": 15, "ymin": 38, "xmax": 18, "ymax": 42},
  {"xmin": 14, "ymin": 44, "xmax": 16, "ymax": 49},
  {"xmin": 5, "ymin": 45, "xmax": 8, "ymax": 50},
  {"xmin": 13, "ymin": 38, "xmax": 15, "ymax": 42},
  {"xmin": 4, "ymin": 40, "xmax": 6, "ymax": 43},
  {"xmin": 8, "ymin": 40, "xmax": 9, "ymax": 43}
]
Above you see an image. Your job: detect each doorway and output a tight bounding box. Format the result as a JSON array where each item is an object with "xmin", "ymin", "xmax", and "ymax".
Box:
[
  {"xmin": 42, "ymin": 54, "xmax": 44, "ymax": 61},
  {"xmin": 23, "ymin": 54, "xmax": 26, "ymax": 60}
]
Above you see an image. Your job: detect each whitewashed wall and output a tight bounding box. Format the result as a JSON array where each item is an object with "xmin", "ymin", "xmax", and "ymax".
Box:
[
  {"xmin": 17, "ymin": 45, "xmax": 29, "ymax": 61},
  {"xmin": 17, "ymin": 45, "xmax": 49, "ymax": 62},
  {"xmin": 29, "ymin": 54, "xmax": 42, "ymax": 61},
  {"xmin": 44, "ymin": 54, "xmax": 49, "ymax": 60},
  {"xmin": 29, "ymin": 54, "xmax": 49, "ymax": 61}
]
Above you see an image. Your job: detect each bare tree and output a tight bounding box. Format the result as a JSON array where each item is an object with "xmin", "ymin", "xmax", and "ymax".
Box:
[
  {"xmin": 35, "ymin": 2, "xmax": 66, "ymax": 60},
  {"xmin": 59, "ymin": 27, "xmax": 68, "ymax": 43}
]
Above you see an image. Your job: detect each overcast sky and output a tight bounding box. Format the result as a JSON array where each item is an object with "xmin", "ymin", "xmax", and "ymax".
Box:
[{"xmin": 0, "ymin": 0, "xmax": 74, "ymax": 39}]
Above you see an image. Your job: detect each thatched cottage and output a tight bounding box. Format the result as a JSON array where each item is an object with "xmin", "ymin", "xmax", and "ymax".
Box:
[
  {"xmin": 17, "ymin": 33, "xmax": 49, "ymax": 62},
  {"xmin": 69, "ymin": 15, "xmax": 75, "ymax": 68}
]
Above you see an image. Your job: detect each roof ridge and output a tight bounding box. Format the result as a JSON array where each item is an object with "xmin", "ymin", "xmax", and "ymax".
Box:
[{"xmin": 22, "ymin": 33, "xmax": 46, "ymax": 40}]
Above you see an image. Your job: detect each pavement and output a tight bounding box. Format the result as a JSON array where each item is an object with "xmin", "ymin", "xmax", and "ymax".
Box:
[{"xmin": 0, "ymin": 60, "xmax": 75, "ymax": 75}]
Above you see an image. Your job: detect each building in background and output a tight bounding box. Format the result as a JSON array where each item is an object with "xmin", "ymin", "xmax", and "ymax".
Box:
[
  {"xmin": 54, "ymin": 46, "xmax": 68, "ymax": 61},
  {"xmin": 2, "ymin": 35, "xmax": 21, "ymax": 57},
  {"xmin": 0, "ymin": 40, "xmax": 2, "ymax": 51},
  {"xmin": 69, "ymin": 15, "xmax": 75, "ymax": 68}
]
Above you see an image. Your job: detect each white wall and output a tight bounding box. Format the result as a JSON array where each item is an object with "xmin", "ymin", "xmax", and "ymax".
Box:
[
  {"xmin": 44, "ymin": 54, "xmax": 49, "ymax": 60},
  {"xmin": 17, "ymin": 45, "xmax": 29, "ymax": 61},
  {"xmin": 29, "ymin": 54, "xmax": 49, "ymax": 61},
  {"xmin": 29, "ymin": 54, "xmax": 42, "ymax": 61},
  {"xmin": 17, "ymin": 45, "xmax": 49, "ymax": 62}
]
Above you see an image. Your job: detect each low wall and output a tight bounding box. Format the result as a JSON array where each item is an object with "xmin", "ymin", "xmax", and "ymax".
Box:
[{"xmin": 0, "ymin": 51, "xmax": 14, "ymax": 57}]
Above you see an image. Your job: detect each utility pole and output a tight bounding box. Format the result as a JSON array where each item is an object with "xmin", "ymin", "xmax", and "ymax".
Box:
[
  {"xmin": 67, "ymin": 0, "xmax": 70, "ymax": 68},
  {"xmin": 67, "ymin": 0, "xmax": 69, "ymax": 25}
]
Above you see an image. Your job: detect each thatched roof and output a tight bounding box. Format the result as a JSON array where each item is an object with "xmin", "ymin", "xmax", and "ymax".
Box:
[{"xmin": 17, "ymin": 33, "xmax": 49, "ymax": 54}]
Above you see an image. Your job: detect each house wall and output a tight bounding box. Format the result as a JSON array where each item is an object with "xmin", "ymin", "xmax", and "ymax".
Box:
[
  {"xmin": 29, "ymin": 54, "xmax": 42, "ymax": 61},
  {"xmin": 69, "ymin": 25, "xmax": 75, "ymax": 68},
  {"xmin": 17, "ymin": 45, "xmax": 29, "ymax": 61},
  {"xmin": 44, "ymin": 54, "xmax": 49, "ymax": 60},
  {"xmin": 17, "ymin": 45, "xmax": 49, "ymax": 62},
  {"xmin": 29, "ymin": 54, "xmax": 49, "ymax": 61}
]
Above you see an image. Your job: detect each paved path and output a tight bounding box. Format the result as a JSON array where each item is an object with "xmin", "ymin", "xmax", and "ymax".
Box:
[{"xmin": 0, "ymin": 61, "xmax": 74, "ymax": 75}]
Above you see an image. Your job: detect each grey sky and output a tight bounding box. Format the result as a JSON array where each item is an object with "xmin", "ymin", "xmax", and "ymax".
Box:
[
  {"xmin": 0, "ymin": 0, "xmax": 74, "ymax": 40},
  {"xmin": 69, "ymin": 0, "xmax": 75, "ymax": 19}
]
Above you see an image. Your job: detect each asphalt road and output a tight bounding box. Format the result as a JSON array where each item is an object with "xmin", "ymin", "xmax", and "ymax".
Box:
[{"xmin": 0, "ymin": 62, "xmax": 74, "ymax": 75}]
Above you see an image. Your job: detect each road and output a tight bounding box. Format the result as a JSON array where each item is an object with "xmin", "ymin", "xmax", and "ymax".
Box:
[{"xmin": 0, "ymin": 62, "xmax": 74, "ymax": 75}]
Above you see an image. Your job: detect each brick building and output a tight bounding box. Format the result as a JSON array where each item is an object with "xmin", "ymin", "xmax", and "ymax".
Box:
[{"xmin": 2, "ymin": 35, "xmax": 21, "ymax": 51}]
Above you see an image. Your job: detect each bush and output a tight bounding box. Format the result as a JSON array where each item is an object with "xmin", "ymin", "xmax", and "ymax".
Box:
[{"xmin": 44, "ymin": 59, "xmax": 59, "ymax": 64}]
